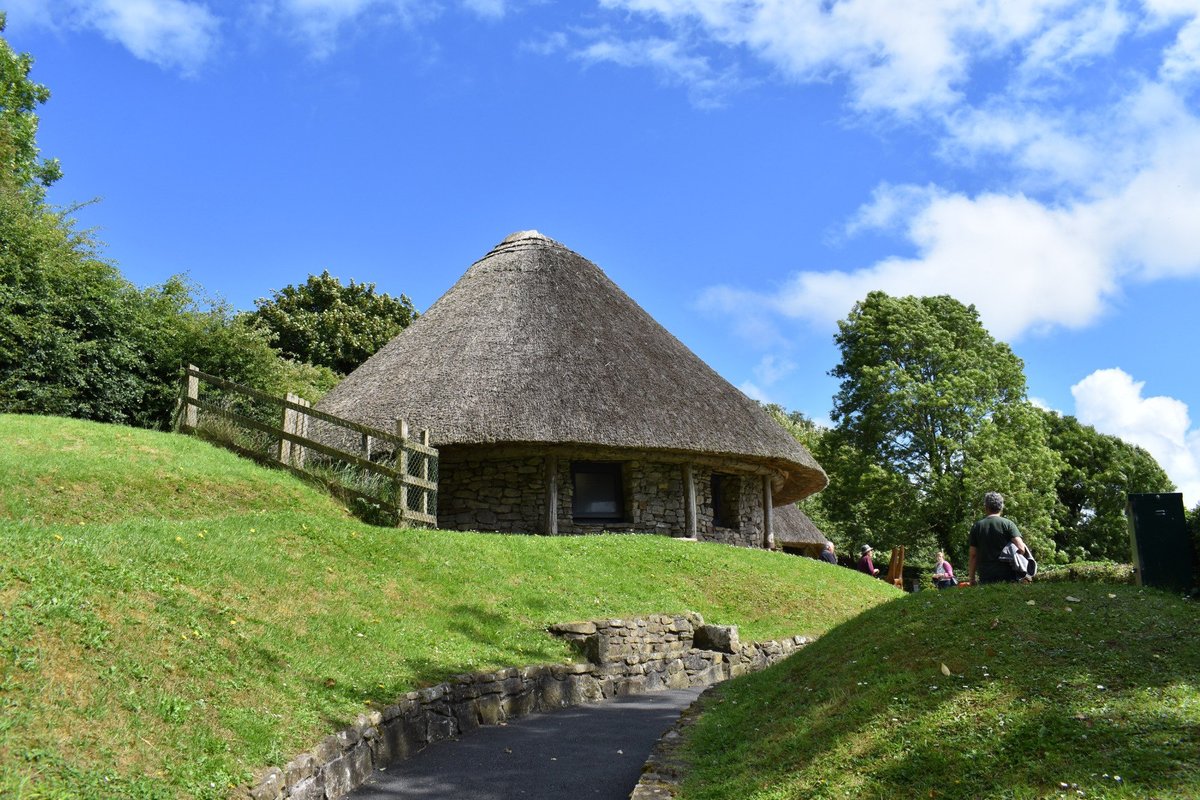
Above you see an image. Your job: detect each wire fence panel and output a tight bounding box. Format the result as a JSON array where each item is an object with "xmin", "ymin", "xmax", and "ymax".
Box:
[{"xmin": 173, "ymin": 365, "xmax": 438, "ymax": 528}]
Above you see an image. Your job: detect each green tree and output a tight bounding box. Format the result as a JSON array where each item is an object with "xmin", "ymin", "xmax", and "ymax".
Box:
[
  {"xmin": 0, "ymin": 21, "xmax": 336, "ymax": 429},
  {"xmin": 0, "ymin": 192, "xmax": 149, "ymax": 422},
  {"xmin": 1041, "ymin": 409, "xmax": 1174, "ymax": 562},
  {"xmin": 249, "ymin": 271, "xmax": 418, "ymax": 375},
  {"xmin": 0, "ymin": 13, "xmax": 61, "ymax": 192},
  {"xmin": 130, "ymin": 279, "xmax": 339, "ymax": 429},
  {"xmin": 824, "ymin": 291, "xmax": 1057, "ymax": 565},
  {"xmin": 962, "ymin": 401, "xmax": 1064, "ymax": 563}
]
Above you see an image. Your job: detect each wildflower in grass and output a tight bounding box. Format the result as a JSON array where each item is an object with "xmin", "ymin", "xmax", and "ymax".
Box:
[
  {"xmin": 53, "ymin": 533, "xmax": 63, "ymax": 541},
  {"xmin": 250, "ymin": 528, "xmax": 256, "ymax": 533}
]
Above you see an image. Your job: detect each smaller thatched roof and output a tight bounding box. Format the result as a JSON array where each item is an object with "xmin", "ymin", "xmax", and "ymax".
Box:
[{"xmin": 772, "ymin": 504, "xmax": 828, "ymax": 548}]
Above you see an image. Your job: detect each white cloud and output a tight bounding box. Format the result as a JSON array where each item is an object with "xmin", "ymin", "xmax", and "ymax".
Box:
[
  {"xmin": 572, "ymin": 35, "xmax": 739, "ymax": 107},
  {"xmin": 738, "ymin": 380, "xmax": 771, "ymax": 403},
  {"xmin": 1072, "ymin": 368, "xmax": 1200, "ymax": 508},
  {"xmin": 1161, "ymin": 15, "xmax": 1200, "ymax": 83},
  {"xmin": 253, "ymin": 0, "xmax": 436, "ymax": 56},
  {"xmin": 752, "ymin": 353, "xmax": 796, "ymax": 387},
  {"xmin": 585, "ymin": 0, "xmax": 1140, "ymax": 115},
  {"xmin": 9, "ymin": 0, "xmax": 219, "ymax": 72},
  {"xmin": 707, "ymin": 77, "xmax": 1200, "ymax": 342},
  {"xmin": 3, "ymin": 0, "xmax": 58, "ymax": 28},
  {"xmin": 86, "ymin": 0, "xmax": 218, "ymax": 72},
  {"xmin": 461, "ymin": 0, "xmax": 507, "ymax": 18}
]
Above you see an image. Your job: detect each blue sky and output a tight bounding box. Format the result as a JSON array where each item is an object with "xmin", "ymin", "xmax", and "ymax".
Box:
[{"xmin": 6, "ymin": 0, "xmax": 1200, "ymax": 505}]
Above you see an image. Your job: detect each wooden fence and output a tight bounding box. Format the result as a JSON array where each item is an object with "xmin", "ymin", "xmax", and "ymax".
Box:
[{"xmin": 174, "ymin": 364, "xmax": 437, "ymax": 528}]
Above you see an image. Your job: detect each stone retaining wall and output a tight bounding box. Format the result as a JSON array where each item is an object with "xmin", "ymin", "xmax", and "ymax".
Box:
[{"xmin": 240, "ymin": 612, "xmax": 809, "ymax": 800}]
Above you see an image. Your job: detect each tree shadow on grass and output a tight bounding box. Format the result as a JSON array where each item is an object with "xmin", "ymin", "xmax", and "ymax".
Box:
[
  {"xmin": 682, "ymin": 583, "xmax": 1200, "ymax": 800},
  {"xmin": 306, "ymin": 601, "xmax": 577, "ymax": 731}
]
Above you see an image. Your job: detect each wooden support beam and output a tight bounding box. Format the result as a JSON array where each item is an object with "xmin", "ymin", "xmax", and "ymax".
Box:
[
  {"xmin": 544, "ymin": 455, "xmax": 559, "ymax": 535},
  {"xmin": 762, "ymin": 475, "xmax": 774, "ymax": 550},
  {"xmin": 682, "ymin": 463, "xmax": 697, "ymax": 538}
]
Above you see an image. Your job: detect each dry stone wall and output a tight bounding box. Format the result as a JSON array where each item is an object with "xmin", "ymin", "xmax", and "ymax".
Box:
[{"xmin": 240, "ymin": 612, "xmax": 810, "ymax": 800}]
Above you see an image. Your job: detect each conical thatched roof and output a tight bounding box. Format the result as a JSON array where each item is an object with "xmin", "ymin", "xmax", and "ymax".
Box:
[
  {"xmin": 772, "ymin": 504, "xmax": 829, "ymax": 547},
  {"xmin": 317, "ymin": 231, "xmax": 827, "ymax": 503}
]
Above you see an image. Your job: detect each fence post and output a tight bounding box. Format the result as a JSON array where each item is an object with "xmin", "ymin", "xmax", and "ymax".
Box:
[
  {"xmin": 395, "ymin": 419, "xmax": 409, "ymax": 528},
  {"xmin": 280, "ymin": 393, "xmax": 298, "ymax": 465},
  {"xmin": 420, "ymin": 429, "xmax": 431, "ymax": 520},
  {"xmin": 294, "ymin": 396, "xmax": 310, "ymax": 468},
  {"xmin": 181, "ymin": 364, "xmax": 199, "ymax": 432}
]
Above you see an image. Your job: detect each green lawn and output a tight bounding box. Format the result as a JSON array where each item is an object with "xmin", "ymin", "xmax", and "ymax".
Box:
[
  {"xmin": 0, "ymin": 414, "xmax": 898, "ymax": 798},
  {"xmin": 677, "ymin": 581, "xmax": 1200, "ymax": 800}
]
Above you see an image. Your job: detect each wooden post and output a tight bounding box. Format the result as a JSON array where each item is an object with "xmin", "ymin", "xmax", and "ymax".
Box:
[
  {"xmin": 420, "ymin": 429, "xmax": 431, "ymax": 519},
  {"xmin": 279, "ymin": 393, "xmax": 299, "ymax": 465},
  {"xmin": 762, "ymin": 475, "xmax": 774, "ymax": 550},
  {"xmin": 361, "ymin": 432, "xmax": 372, "ymax": 462},
  {"xmin": 682, "ymin": 463, "xmax": 697, "ymax": 539},
  {"xmin": 293, "ymin": 396, "xmax": 310, "ymax": 468},
  {"xmin": 544, "ymin": 455, "xmax": 559, "ymax": 536},
  {"xmin": 395, "ymin": 419, "xmax": 409, "ymax": 527},
  {"xmin": 182, "ymin": 364, "xmax": 199, "ymax": 431}
]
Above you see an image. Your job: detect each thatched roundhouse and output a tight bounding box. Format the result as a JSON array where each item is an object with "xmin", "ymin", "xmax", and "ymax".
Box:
[
  {"xmin": 316, "ymin": 231, "xmax": 827, "ymax": 547},
  {"xmin": 772, "ymin": 504, "xmax": 830, "ymax": 558}
]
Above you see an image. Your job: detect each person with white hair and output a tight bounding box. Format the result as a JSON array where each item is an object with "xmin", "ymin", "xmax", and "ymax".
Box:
[{"xmin": 967, "ymin": 492, "xmax": 1030, "ymax": 585}]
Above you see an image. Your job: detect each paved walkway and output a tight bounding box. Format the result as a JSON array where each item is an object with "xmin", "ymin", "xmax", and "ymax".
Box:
[{"xmin": 349, "ymin": 687, "xmax": 703, "ymax": 800}]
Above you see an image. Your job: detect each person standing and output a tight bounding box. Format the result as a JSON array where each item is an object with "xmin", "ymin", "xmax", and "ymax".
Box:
[
  {"xmin": 967, "ymin": 492, "xmax": 1030, "ymax": 585},
  {"xmin": 933, "ymin": 551, "xmax": 956, "ymax": 589},
  {"xmin": 820, "ymin": 541, "xmax": 838, "ymax": 565},
  {"xmin": 857, "ymin": 544, "xmax": 880, "ymax": 576}
]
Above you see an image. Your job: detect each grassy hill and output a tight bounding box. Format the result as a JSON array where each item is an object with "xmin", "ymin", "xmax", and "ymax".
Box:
[
  {"xmin": 0, "ymin": 414, "xmax": 898, "ymax": 798},
  {"xmin": 676, "ymin": 580, "xmax": 1200, "ymax": 800}
]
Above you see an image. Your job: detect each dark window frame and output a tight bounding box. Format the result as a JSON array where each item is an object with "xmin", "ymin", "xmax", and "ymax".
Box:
[{"xmin": 571, "ymin": 461, "xmax": 626, "ymax": 522}]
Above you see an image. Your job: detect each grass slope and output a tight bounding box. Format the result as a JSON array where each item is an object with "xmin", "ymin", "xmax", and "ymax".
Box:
[
  {"xmin": 678, "ymin": 581, "xmax": 1200, "ymax": 800},
  {"xmin": 0, "ymin": 414, "xmax": 898, "ymax": 798}
]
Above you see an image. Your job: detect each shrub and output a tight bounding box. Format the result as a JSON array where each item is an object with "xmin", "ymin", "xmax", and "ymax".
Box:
[{"xmin": 1037, "ymin": 561, "xmax": 1134, "ymax": 584}]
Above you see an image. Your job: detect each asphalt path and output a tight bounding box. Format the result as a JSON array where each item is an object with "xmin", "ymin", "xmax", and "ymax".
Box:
[{"xmin": 349, "ymin": 687, "xmax": 703, "ymax": 800}]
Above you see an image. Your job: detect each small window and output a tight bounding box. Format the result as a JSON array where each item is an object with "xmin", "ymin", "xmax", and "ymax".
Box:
[
  {"xmin": 711, "ymin": 473, "xmax": 740, "ymax": 530},
  {"xmin": 572, "ymin": 461, "xmax": 625, "ymax": 522}
]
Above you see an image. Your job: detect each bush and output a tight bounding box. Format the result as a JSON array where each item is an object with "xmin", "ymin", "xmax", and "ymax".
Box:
[{"xmin": 1037, "ymin": 561, "xmax": 1135, "ymax": 584}]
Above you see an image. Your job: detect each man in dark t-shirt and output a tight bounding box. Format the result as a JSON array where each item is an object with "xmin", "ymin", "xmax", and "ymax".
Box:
[{"xmin": 967, "ymin": 491, "xmax": 1030, "ymax": 585}]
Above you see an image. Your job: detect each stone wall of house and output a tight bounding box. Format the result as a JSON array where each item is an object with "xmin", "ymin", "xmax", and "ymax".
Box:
[
  {"xmin": 240, "ymin": 612, "xmax": 810, "ymax": 800},
  {"xmin": 437, "ymin": 454, "xmax": 545, "ymax": 532},
  {"xmin": 694, "ymin": 468, "xmax": 766, "ymax": 549},
  {"xmin": 437, "ymin": 448, "xmax": 770, "ymax": 545}
]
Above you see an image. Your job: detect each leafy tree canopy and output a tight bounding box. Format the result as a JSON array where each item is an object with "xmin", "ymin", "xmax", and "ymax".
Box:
[
  {"xmin": 249, "ymin": 271, "xmax": 418, "ymax": 375},
  {"xmin": 823, "ymin": 291, "xmax": 1056, "ymax": 565},
  {"xmin": 0, "ymin": 21, "xmax": 336, "ymax": 428},
  {"xmin": 1041, "ymin": 409, "xmax": 1174, "ymax": 562},
  {"xmin": 0, "ymin": 13, "xmax": 61, "ymax": 192}
]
